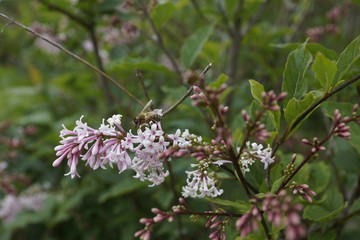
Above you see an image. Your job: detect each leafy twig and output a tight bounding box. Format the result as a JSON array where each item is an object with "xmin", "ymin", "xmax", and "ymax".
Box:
[{"xmin": 271, "ymin": 74, "xmax": 360, "ymax": 157}]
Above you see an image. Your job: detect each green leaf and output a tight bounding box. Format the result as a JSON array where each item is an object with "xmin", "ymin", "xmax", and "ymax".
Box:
[
  {"xmin": 332, "ymin": 35, "xmax": 360, "ymax": 86},
  {"xmin": 349, "ymin": 198, "xmax": 360, "ymax": 213},
  {"xmin": 150, "ymin": 2, "xmax": 176, "ymax": 29},
  {"xmin": 303, "ymin": 188, "xmax": 347, "ymax": 222},
  {"xmin": 308, "ymin": 162, "xmax": 331, "ymax": 194},
  {"xmin": 284, "ymin": 91, "xmax": 320, "ymax": 136},
  {"xmin": 312, "ymin": 52, "xmax": 337, "ymax": 92},
  {"xmin": 209, "ymin": 73, "xmax": 228, "ymax": 88},
  {"xmin": 308, "ymin": 230, "xmax": 337, "ymax": 240},
  {"xmin": 271, "ymin": 176, "xmax": 286, "ymax": 193},
  {"xmin": 282, "ymin": 41, "xmax": 313, "ymax": 101},
  {"xmin": 267, "ymin": 109, "xmax": 281, "ymax": 132},
  {"xmin": 206, "ymin": 198, "xmax": 251, "ymax": 214},
  {"xmin": 180, "ymin": 25, "xmax": 214, "ymax": 69},
  {"xmin": 249, "ymin": 79, "xmax": 265, "ymax": 103}
]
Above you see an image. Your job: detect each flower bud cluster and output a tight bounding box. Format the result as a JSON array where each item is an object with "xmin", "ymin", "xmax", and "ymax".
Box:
[
  {"xmin": 236, "ymin": 205, "xmax": 262, "ymax": 238},
  {"xmin": 135, "ymin": 207, "xmax": 175, "ymax": 240},
  {"xmin": 191, "ymin": 85, "xmax": 227, "ymax": 110},
  {"xmin": 205, "ymin": 214, "xmax": 227, "ymax": 240},
  {"xmin": 261, "ymin": 90, "xmax": 287, "ymax": 111},
  {"xmin": 306, "ymin": 2, "xmax": 353, "ymax": 42},
  {"xmin": 237, "ymin": 191, "xmax": 306, "ymax": 240},
  {"xmin": 262, "ymin": 191, "xmax": 306, "ymax": 240},
  {"xmin": 301, "ymin": 137, "xmax": 326, "ymax": 153},
  {"xmin": 241, "ymin": 110, "xmax": 270, "ymax": 142},
  {"xmin": 239, "ymin": 142, "xmax": 275, "ymax": 172},
  {"xmin": 288, "ymin": 182, "xmax": 317, "ymax": 203},
  {"xmin": 332, "ymin": 105, "xmax": 360, "ymax": 139}
]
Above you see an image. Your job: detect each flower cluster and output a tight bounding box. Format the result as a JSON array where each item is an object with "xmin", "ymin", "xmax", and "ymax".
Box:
[
  {"xmin": 239, "ymin": 142, "xmax": 275, "ymax": 172},
  {"xmin": 54, "ymin": 114, "xmax": 193, "ymax": 186},
  {"xmin": 205, "ymin": 214, "xmax": 228, "ymax": 240},
  {"xmin": 0, "ymin": 187, "xmax": 48, "ymax": 224}
]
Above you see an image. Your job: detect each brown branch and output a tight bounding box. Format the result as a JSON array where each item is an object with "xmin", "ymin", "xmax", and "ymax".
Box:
[
  {"xmin": 0, "ymin": 13, "xmax": 144, "ymax": 107},
  {"xmin": 136, "ymin": 69, "xmax": 151, "ymax": 102}
]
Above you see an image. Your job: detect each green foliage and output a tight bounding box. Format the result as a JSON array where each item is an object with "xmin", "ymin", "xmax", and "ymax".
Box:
[
  {"xmin": 282, "ymin": 41, "xmax": 313, "ymax": 101},
  {"xmin": 312, "ymin": 52, "xmax": 337, "ymax": 92},
  {"xmin": 304, "ymin": 188, "xmax": 347, "ymax": 222},
  {"xmin": 180, "ymin": 25, "xmax": 214, "ymax": 69}
]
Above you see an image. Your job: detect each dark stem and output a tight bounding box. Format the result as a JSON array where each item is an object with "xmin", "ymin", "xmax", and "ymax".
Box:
[
  {"xmin": 136, "ymin": 69, "xmax": 151, "ymax": 102},
  {"xmin": 0, "ymin": 13, "xmax": 144, "ymax": 107},
  {"xmin": 89, "ymin": 26, "xmax": 114, "ymax": 106}
]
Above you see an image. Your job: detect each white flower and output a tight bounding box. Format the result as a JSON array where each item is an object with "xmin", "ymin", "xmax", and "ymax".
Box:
[
  {"xmin": 182, "ymin": 170, "xmax": 223, "ymax": 198},
  {"xmin": 107, "ymin": 114, "xmax": 122, "ymax": 127}
]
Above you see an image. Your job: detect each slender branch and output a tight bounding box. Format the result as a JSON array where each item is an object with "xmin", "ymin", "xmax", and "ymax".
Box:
[
  {"xmin": 140, "ymin": 4, "xmax": 183, "ymax": 84},
  {"xmin": 136, "ymin": 69, "xmax": 151, "ymax": 102},
  {"xmin": 1, "ymin": 21, "xmax": 11, "ymax": 33},
  {"xmin": 163, "ymin": 63, "xmax": 212, "ymax": 116},
  {"xmin": 88, "ymin": 26, "xmax": 115, "ymax": 105},
  {"xmin": 276, "ymin": 131, "xmax": 334, "ymax": 194},
  {"xmin": 271, "ymin": 74, "xmax": 360, "ymax": 157},
  {"xmin": 0, "ymin": 13, "xmax": 144, "ymax": 107}
]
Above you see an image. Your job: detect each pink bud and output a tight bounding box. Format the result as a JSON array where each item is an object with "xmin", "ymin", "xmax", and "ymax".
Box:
[{"xmin": 193, "ymin": 85, "xmax": 202, "ymax": 93}]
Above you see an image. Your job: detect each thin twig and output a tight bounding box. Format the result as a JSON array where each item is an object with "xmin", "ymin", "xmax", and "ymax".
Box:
[
  {"xmin": 136, "ymin": 69, "xmax": 151, "ymax": 102},
  {"xmin": 140, "ymin": 4, "xmax": 184, "ymax": 84},
  {"xmin": 163, "ymin": 63, "xmax": 212, "ymax": 116},
  {"xmin": 0, "ymin": 13, "xmax": 144, "ymax": 107},
  {"xmin": 1, "ymin": 21, "xmax": 11, "ymax": 33}
]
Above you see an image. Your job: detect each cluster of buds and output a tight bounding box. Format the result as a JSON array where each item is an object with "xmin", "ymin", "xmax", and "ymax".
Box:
[
  {"xmin": 261, "ymin": 90, "xmax": 287, "ymax": 111},
  {"xmin": 236, "ymin": 205, "xmax": 262, "ymax": 238},
  {"xmin": 287, "ymin": 182, "xmax": 317, "ymax": 203},
  {"xmin": 191, "ymin": 85, "xmax": 227, "ymax": 113},
  {"xmin": 332, "ymin": 105, "xmax": 360, "ymax": 139},
  {"xmin": 301, "ymin": 137, "xmax": 326, "ymax": 153},
  {"xmin": 241, "ymin": 110, "xmax": 270, "ymax": 142},
  {"xmin": 262, "ymin": 191, "xmax": 306, "ymax": 240},
  {"xmin": 135, "ymin": 207, "xmax": 175, "ymax": 240},
  {"xmin": 306, "ymin": 2, "xmax": 353, "ymax": 42},
  {"xmin": 283, "ymin": 154, "xmax": 296, "ymax": 177},
  {"xmin": 205, "ymin": 213, "xmax": 228, "ymax": 240}
]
